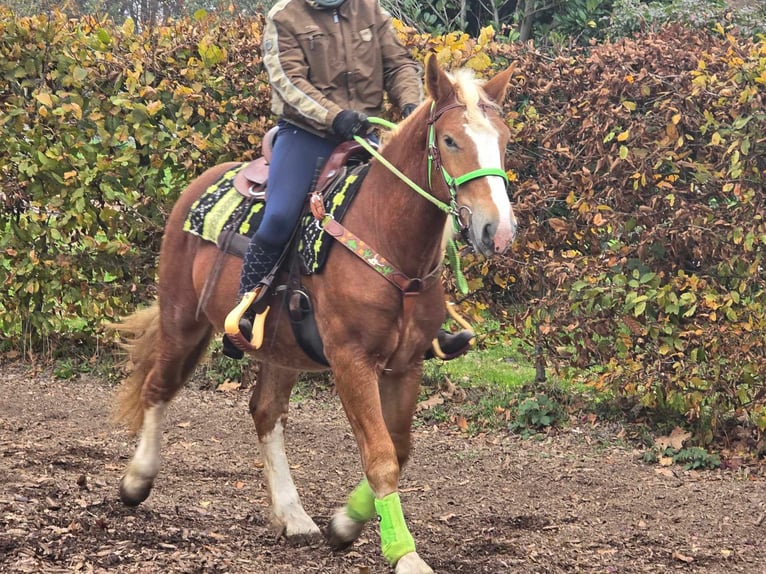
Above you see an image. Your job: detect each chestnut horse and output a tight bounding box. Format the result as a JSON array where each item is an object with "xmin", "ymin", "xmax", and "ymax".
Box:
[{"xmin": 112, "ymin": 55, "xmax": 516, "ymax": 574}]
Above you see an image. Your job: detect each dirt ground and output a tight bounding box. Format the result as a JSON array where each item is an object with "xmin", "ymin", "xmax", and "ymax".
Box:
[{"xmin": 1, "ymin": 363, "xmax": 764, "ymax": 574}]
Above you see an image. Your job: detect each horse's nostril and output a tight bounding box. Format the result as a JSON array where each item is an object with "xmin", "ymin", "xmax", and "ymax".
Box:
[{"xmin": 482, "ymin": 222, "xmax": 495, "ymax": 252}]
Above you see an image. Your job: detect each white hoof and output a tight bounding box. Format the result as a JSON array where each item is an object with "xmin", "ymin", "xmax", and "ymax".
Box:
[
  {"xmin": 277, "ymin": 507, "xmax": 322, "ymax": 545},
  {"xmin": 395, "ymin": 552, "xmax": 434, "ymax": 574},
  {"xmin": 326, "ymin": 506, "xmax": 366, "ymax": 549}
]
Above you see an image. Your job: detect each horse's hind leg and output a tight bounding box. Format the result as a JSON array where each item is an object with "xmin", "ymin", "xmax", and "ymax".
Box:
[
  {"xmin": 250, "ymin": 361, "xmax": 322, "ymax": 543},
  {"xmin": 118, "ymin": 311, "xmax": 212, "ymax": 507}
]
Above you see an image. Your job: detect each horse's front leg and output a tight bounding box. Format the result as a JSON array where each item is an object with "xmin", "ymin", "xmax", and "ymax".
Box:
[
  {"xmin": 250, "ymin": 361, "xmax": 322, "ymax": 544},
  {"xmin": 329, "ymin": 354, "xmax": 433, "ymax": 574}
]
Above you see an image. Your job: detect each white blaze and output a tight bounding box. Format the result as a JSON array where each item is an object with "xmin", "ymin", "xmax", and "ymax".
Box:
[{"xmin": 464, "ymin": 122, "xmax": 516, "ymax": 244}]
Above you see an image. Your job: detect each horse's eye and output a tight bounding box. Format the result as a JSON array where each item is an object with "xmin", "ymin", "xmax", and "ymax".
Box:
[{"xmin": 443, "ymin": 135, "xmax": 459, "ymax": 150}]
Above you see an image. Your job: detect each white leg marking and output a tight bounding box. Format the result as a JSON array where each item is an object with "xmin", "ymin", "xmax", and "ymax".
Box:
[
  {"xmin": 260, "ymin": 420, "xmax": 321, "ymax": 540},
  {"xmin": 330, "ymin": 506, "xmax": 366, "ymax": 544},
  {"xmin": 396, "ymin": 552, "xmax": 434, "ymax": 574},
  {"xmin": 123, "ymin": 402, "xmax": 166, "ymax": 493}
]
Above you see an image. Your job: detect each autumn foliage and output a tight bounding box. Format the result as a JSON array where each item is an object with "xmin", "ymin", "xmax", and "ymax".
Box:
[
  {"xmin": 484, "ymin": 25, "xmax": 766, "ymax": 439},
  {"xmin": 1, "ymin": 9, "xmax": 764, "ymax": 438}
]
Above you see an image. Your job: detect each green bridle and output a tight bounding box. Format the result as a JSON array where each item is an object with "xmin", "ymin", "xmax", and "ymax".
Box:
[
  {"xmin": 425, "ymin": 100, "xmax": 510, "ymax": 222},
  {"xmin": 351, "ymin": 102, "xmax": 510, "ymax": 293},
  {"xmin": 356, "ymin": 102, "xmax": 509, "ymax": 228}
]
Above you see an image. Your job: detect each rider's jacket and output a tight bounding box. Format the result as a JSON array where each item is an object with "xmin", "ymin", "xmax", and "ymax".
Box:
[{"xmin": 262, "ymin": 0, "xmax": 422, "ymax": 136}]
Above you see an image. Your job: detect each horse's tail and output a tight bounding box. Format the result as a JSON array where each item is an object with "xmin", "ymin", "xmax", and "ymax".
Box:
[{"xmin": 108, "ymin": 303, "xmax": 161, "ymax": 434}]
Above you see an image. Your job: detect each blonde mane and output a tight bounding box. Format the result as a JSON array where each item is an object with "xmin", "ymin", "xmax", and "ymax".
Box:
[
  {"xmin": 452, "ymin": 68, "xmax": 497, "ymax": 130},
  {"xmin": 381, "ymin": 67, "xmax": 500, "ymax": 147}
]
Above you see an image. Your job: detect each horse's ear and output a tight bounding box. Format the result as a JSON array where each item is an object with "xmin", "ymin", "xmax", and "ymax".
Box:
[
  {"xmin": 425, "ymin": 52, "xmax": 454, "ymax": 102},
  {"xmin": 482, "ymin": 61, "xmax": 517, "ymax": 105}
]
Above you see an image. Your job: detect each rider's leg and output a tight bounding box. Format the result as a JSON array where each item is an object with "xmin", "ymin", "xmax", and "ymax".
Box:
[{"xmin": 223, "ymin": 122, "xmax": 337, "ymax": 359}]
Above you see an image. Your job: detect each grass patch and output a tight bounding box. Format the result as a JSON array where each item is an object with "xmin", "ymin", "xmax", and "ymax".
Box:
[
  {"xmin": 416, "ymin": 320, "xmax": 583, "ymax": 435},
  {"xmin": 423, "ymin": 336, "xmax": 536, "ymax": 392}
]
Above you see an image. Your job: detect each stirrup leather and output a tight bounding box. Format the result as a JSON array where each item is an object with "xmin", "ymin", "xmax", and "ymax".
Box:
[{"xmin": 224, "ymin": 288, "xmax": 270, "ymax": 352}]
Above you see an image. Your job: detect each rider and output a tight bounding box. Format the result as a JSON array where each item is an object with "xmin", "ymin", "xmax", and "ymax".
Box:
[{"xmin": 223, "ymin": 0, "xmax": 474, "ymax": 360}]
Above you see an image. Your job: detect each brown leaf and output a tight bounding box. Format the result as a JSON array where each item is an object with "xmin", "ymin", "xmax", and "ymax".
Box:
[
  {"xmin": 655, "ymin": 426, "xmax": 691, "ymax": 451},
  {"xmin": 217, "ymin": 379, "xmax": 241, "ymax": 393},
  {"xmin": 416, "ymin": 393, "xmax": 444, "ymax": 412},
  {"xmin": 548, "ymin": 218, "xmax": 568, "ymax": 233},
  {"xmin": 672, "ymin": 551, "xmax": 694, "ymax": 563}
]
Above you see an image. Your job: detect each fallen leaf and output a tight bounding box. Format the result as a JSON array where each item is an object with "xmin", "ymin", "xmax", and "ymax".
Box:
[
  {"xmin": 178, "ymin": 421, "xmax": 191, "ymax": 428},
  {"xmin": 672, "ymin": 551, "xmax": 694, "ymax": 563},
  {"xmin": 656, "ymin": 426, "xmax": 691, "ymax": 451},
  {"xmin": 416, "ymin": 393, "xmax": 444, "ymax": 412},
  {"xmin": 217, "ymin": 380, "xmax": 241, "ymax": 393}
]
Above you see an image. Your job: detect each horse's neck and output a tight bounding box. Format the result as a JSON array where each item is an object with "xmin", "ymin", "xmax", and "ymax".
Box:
[{"xmin": 360, "ymin": 121, "xmax": 448, "ymax": 278}]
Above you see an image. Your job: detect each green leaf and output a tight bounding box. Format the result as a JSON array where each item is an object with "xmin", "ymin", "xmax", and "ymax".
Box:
[
  {"xmin": 96, "ymin": 28, "xmax": 111, "ymax": 45},
  {"xmin": 619, "ymin": 145, "xmax": 629, "ymax": 159}
]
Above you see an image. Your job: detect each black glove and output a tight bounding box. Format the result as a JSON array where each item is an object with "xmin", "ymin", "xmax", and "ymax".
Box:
[
  {"xmin": 401, "ymin": 104, "xmax": 417, "ymax": 118},
  {"xmin": 332, "ymin": 110, "xmax": 371, "ymax": 140}
]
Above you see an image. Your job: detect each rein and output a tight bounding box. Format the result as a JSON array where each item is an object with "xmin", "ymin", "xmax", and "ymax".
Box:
[{"xmin": 312, "ymin": 100, "xmax": 509, "ymax": 310}]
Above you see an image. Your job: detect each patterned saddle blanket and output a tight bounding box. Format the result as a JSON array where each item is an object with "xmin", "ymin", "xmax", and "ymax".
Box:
[{"xmin": 183, "ymin": 162, "xmax": 369, "ymax": 273}]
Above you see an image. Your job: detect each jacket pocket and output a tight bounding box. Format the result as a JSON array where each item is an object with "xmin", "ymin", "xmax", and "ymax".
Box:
[
  {"xmin": 355, "ymin": 25, "xmax": 379, "ymax": 69},
  {"xmin": 296, "ymin": 26, "xmax": 332, "ymax": 86}
]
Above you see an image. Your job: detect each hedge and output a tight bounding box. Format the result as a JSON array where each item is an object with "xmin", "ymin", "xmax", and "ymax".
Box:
[{"xmin": 1, "ymin": 9, "xmax": 764, "ymax": 439}]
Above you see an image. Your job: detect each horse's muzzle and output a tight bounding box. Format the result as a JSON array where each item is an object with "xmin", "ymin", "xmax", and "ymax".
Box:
[{"xmin": 474, "ymin": 211, "xmax": 516, "ymax": 256}]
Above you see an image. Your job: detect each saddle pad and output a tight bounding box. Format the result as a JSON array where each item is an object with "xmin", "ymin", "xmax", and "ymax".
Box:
[
  {"xmin": 183, "ymin": 162, "xmax": 368, "ymax": 274},
  {"xmin": 183, "ymin": 164, "xmax": 265, "ymax": 241},
  {"xmin": 299, "ymin": 163, "xmax": 368, "ymax": 274}
]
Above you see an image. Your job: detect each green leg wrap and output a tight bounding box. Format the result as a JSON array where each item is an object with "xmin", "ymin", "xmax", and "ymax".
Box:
[
  {"xmin": 346, "ymin": 478, "xmax": 376, "ymax": 523},
  {"xmin": 375, "ymin": 492, "xmax": 416, "ymax": 566}
]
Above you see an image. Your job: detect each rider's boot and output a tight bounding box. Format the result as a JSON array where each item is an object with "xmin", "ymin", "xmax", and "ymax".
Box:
[
  {"xmin": 222, "ymin": 238, "xmax": 282, "ymax": 360},
  {"xmin": 425, "ymin": 328, "xmax": 475, "ymax": 360}
]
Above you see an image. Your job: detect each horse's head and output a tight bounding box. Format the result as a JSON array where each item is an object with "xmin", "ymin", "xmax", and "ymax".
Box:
[{"xmin": 424, "ymin": 54, "xmax": 517, "ymax": 256}]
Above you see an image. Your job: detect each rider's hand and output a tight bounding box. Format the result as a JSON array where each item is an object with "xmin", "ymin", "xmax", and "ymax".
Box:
[{"xmin": 332, "ymin": 110, "xmax": 372, "ymax": 140}]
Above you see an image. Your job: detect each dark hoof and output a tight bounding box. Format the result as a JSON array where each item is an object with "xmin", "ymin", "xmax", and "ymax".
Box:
[
  {"xmin": 326, "ymin": 527, "xmax": 356, "ymax": 551},
  {"xmin": 325, "ymin": 511, "xmax": 365, "ymax": 551},
  {"xmin": 118, "ymin": 476, "xmax": 152, "ymax": 507},
  {"xmin": 287, "ymin": 529, "xmax": 324, "ymax": 547}
]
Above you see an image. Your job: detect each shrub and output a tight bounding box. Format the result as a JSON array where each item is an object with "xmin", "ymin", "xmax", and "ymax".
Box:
[
  {"xmin": 0, "ymin": 8, "xmax": 271, "ymax": 353},
  {"xmin": 481, "ymin": 24, "xmax": 766, "ymax": 440}
]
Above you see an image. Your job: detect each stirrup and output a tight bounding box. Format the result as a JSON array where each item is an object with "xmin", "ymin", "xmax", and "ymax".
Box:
[
  {"xmin": 224, "ymin": 287, "xmax": 271, "ymax": 353},
  {"xmin": 428, "ymin": 329, "xmax": 475, "ymax": 360},
  {"xmin": 427, "ymin": 302, "xmax": 475, "ymax": 360}
]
